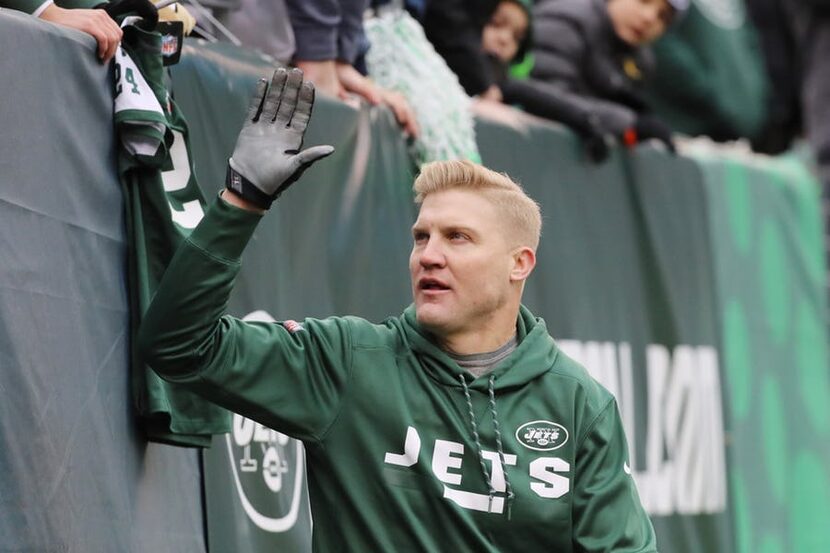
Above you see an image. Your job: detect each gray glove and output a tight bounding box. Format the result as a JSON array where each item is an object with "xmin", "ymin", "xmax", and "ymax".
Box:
[{"xmin": 226, "ymin": 67, "xmax": 335, "ymax": 209}]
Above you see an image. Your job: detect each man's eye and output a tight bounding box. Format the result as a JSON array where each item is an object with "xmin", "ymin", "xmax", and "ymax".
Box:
[
  {"xmin": 449, "ymin": 232, "xmax": 468, "ymax": 241},
  {"xmin": 413, "ymin": 232, "xmax": 428, "ymax": 243}
]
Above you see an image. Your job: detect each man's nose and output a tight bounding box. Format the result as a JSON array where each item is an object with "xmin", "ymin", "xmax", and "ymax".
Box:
[{"xmin": 419, "ymin": 238, "xmax": 445, "ymax": 267}]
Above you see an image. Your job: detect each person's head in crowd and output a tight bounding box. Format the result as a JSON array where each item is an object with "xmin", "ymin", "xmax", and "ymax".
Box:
[
  {"xmin": 606, "ymin": 0, "xmax": 688, "ymax": 46},
  {"xmin": 482, "ymin": 0, "xmax": 532, "ymax": 64}
]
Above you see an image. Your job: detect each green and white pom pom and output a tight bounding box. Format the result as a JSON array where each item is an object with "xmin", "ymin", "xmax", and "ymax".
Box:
[{"xmin": 365, "ymin": 10, "xmax": 481, "ymax": 166}]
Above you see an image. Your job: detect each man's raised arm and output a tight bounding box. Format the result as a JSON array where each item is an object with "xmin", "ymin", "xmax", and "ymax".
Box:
[{"xmin": 136, "ymin": 69, "xmax": 343, "ymax": 439}]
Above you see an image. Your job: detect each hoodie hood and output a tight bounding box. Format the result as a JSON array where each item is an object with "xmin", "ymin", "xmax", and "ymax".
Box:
[{"xmin": 401, "ymin": 304, "xmax": 559, "ymax": 391}]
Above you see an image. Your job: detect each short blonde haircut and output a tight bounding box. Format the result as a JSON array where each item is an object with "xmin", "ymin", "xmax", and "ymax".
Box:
[{"xmin": 413, "ymin": 160, "xmax": 542, "ymax": 250}]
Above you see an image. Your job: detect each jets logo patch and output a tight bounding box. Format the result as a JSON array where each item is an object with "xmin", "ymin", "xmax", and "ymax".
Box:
[
  {"xmin": 516, "ymin": 420, "xmax": 569, "ymax": 451},
  {"xmin": 225, "ymin": 414, "xmax": 305, "ymax": 533}
]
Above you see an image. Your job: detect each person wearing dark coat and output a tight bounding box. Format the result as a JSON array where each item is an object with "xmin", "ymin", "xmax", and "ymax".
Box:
[
  {"xmin": 423, "ymin": 0, "xmax": 503, "ymax": 98},
  {"xmin": 745, "ymin": 0, "xmax": 830, "ymax": 293},
  {"xmin": 521, "ymin": 0, "xmax": 687, "ymax": 158}
]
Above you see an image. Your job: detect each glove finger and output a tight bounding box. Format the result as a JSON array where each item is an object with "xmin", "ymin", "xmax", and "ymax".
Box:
[
  {"xmin": 290, "ymin": 81, "xmax": 316, "ymax": 131},
  {"xmin": 275, "ymin": 145, "xmax": 335, "ymax": 197},
  {"xmin": 292, "ymin": 145, "xmax": 335, "ymax": 168},
  {"xmin": 246, "ymin": 78, "xmax": 268, "ymax": 122},
  {"xmin": 260, "ymin": 68, "xmax": 288, "ymax": 122},
  {"xmin": 275, "ymin": 68, "xmax": 303, "ymax": 125}
]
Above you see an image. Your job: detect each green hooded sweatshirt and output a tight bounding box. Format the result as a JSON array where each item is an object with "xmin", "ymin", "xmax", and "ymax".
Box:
[{"xmin": 138, "ymin": 196, "xmax": 657, "ymax": 552}]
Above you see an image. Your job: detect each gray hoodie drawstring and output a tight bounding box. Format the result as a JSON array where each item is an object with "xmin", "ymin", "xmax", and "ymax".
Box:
[
  {"xmin": 459, "ymin": 374, "xmax": 496, "ymax": 511},
  {"xmin": 488, "ymin": 375, "xmax": 515, "ymax": 519},
  {"xmin": 458, "ymin": 373, "xmax": 515, "ymax": 519}
]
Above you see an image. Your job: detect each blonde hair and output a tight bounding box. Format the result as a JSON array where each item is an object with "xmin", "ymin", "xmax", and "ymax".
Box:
[{"xmin": 413, "ymin": 160, "xmax": 542, "ymax": 250}]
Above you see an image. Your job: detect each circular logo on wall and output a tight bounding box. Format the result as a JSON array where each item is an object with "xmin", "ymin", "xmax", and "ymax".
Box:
[
  {"xmin": 692, "ymin": 0, "xmax": 745, "ymax": 29},
  {"xmin": 224, "ymin": 310, "xmax": 305, "ymax": 533},
  {"xmin": 225, "ymin": 415, "xmax": 305, "ymax": 533}
]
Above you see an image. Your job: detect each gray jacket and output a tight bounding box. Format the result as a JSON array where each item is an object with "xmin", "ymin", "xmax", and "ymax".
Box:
[
  {"xmin": 285, "ymin": 0, "xmax": 369, "ymax": 63},
  {"xmin": 223, "ymin": 0, "xmax": 295, "ymax": 63},
  {"xmin": 526, "ymin": 0, "xmax": 654, "ymax": 135}
]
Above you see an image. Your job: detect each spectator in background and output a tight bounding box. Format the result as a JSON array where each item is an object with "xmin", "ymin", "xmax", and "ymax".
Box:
[
  {"xmin": 285, "ymin": 0, "xmax": 419, "ymax": 136},
  {"xmin": 479, "ymin": 0, "xmax": 532, "ymax": 102},
  {"xmin": 746, "ymin": 0, "xmax": 830, "ymax": 288},
  {"xmin": 522, "ymin": 0, "xmax": 688, "ymax": 155},
  {"xmin": 746, "ymin": 0, "xmax": 830, "ymax": 179},
  {"xmin": 3, "ymin": 0, "xmax": 122, "ymax": 61},
  {"xmin": 285, "ymin": 0, "xmax": 369, "ymax": 100},
  {"xmin": 745, "ymin": 0, "xmax": 800, "ymax": 155},
  {"xmin": 223, "ymin": 0, "xmax": 296, "ymax": 64},
  {"xmin": 423, "ymin": 0, "xmax": 531, "ymax": 100},
  {"xmin": 476, "ymin": 1, "xmax": 616, "ymax": 160},
  {"xmin": 420, "ymin": 0, "xmax": 547, "ymax": 143}
]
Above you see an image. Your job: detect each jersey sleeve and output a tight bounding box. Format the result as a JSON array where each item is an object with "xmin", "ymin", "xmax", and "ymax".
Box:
[
  {"xmin": 137, "ymin": 195, "xmax": 354, "ymax": 443},
  {"xmin": 572, "ymin": 399, "xmax": 657, "ymax": 553}
]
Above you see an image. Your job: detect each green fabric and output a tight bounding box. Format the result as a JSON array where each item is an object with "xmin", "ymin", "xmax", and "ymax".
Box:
[
  {"xmin": 364, "ymin": 10, "xmax": 481, "ymax": 164},
  {"xmin": 117, "ymin": 25, "xmax": 230, "ymax": 447},
  {"xmin": 508, "ymin": 52, "xmax": 534, "ymax": 80},
  {"xmin": 138, "ymin": 195, "xmax": 657, "ymax": 552},
  {"xmin": 692, "ymin": 149, "xmax": 830, "ymax": 552},
  {"xmin": 644, "ymin": 2, "xmax": 768, "ymax": 140}
]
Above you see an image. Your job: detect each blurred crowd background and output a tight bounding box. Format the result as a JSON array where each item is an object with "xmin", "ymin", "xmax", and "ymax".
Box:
[{"xmin": 6, "ymin": 0, "xmax": 828, "ymax": 279}]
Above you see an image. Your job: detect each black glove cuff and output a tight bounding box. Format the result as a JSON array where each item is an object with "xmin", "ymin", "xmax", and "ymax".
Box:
[{"xmin": 225, "ymin": 162, "xmax": 275, "ymax": 210}]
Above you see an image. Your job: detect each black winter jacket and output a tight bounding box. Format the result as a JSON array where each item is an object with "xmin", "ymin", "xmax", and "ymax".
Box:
[
  {"xmin": 423, "ymin": 0, "xmax": 500, "ymax": 96},
  {"xmin": 525, "ymin": 0, "xmax": 654, "ymax": 135}
]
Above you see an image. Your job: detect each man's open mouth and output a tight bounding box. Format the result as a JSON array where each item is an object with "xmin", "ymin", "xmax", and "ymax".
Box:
[{"xmin": 419, "ymin": 278, "xmax": 450, "ymax": 291}]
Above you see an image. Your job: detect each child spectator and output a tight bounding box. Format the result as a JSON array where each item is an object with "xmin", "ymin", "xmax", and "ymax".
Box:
[
  {"xmin": 423, "ymin": 0, "xmax": 531, "ymax": 100},
  {"xmin": 522, "ymin": 0, "xmax": 688, "ymax": 155},
  {"xmin": 424, "ymin": 0, "xmax": 615, "ymax": 162},
  {"xmin": 478, "ymin": 0, "xmax": 532, "ymax": 101}
]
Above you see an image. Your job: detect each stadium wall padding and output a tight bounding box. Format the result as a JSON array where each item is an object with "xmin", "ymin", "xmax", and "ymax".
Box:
[
  {"xmin": 1, "ymin": 13, "xmax": 828, "ymax": 552},
  {"xmin": 0, "ymin": 11, "xmax": 205, "ymax": 552}
]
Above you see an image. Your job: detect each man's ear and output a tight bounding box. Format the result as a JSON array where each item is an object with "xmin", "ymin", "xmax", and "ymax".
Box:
[{"xmin": 510, "ymin": 247, "xmax": 536, "ymax": 283}]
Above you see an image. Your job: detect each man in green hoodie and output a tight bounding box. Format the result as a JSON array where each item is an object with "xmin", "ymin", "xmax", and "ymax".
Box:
[{"xmin": 138, "ymin": 67, "xmax": 657, "ymax": 552}]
